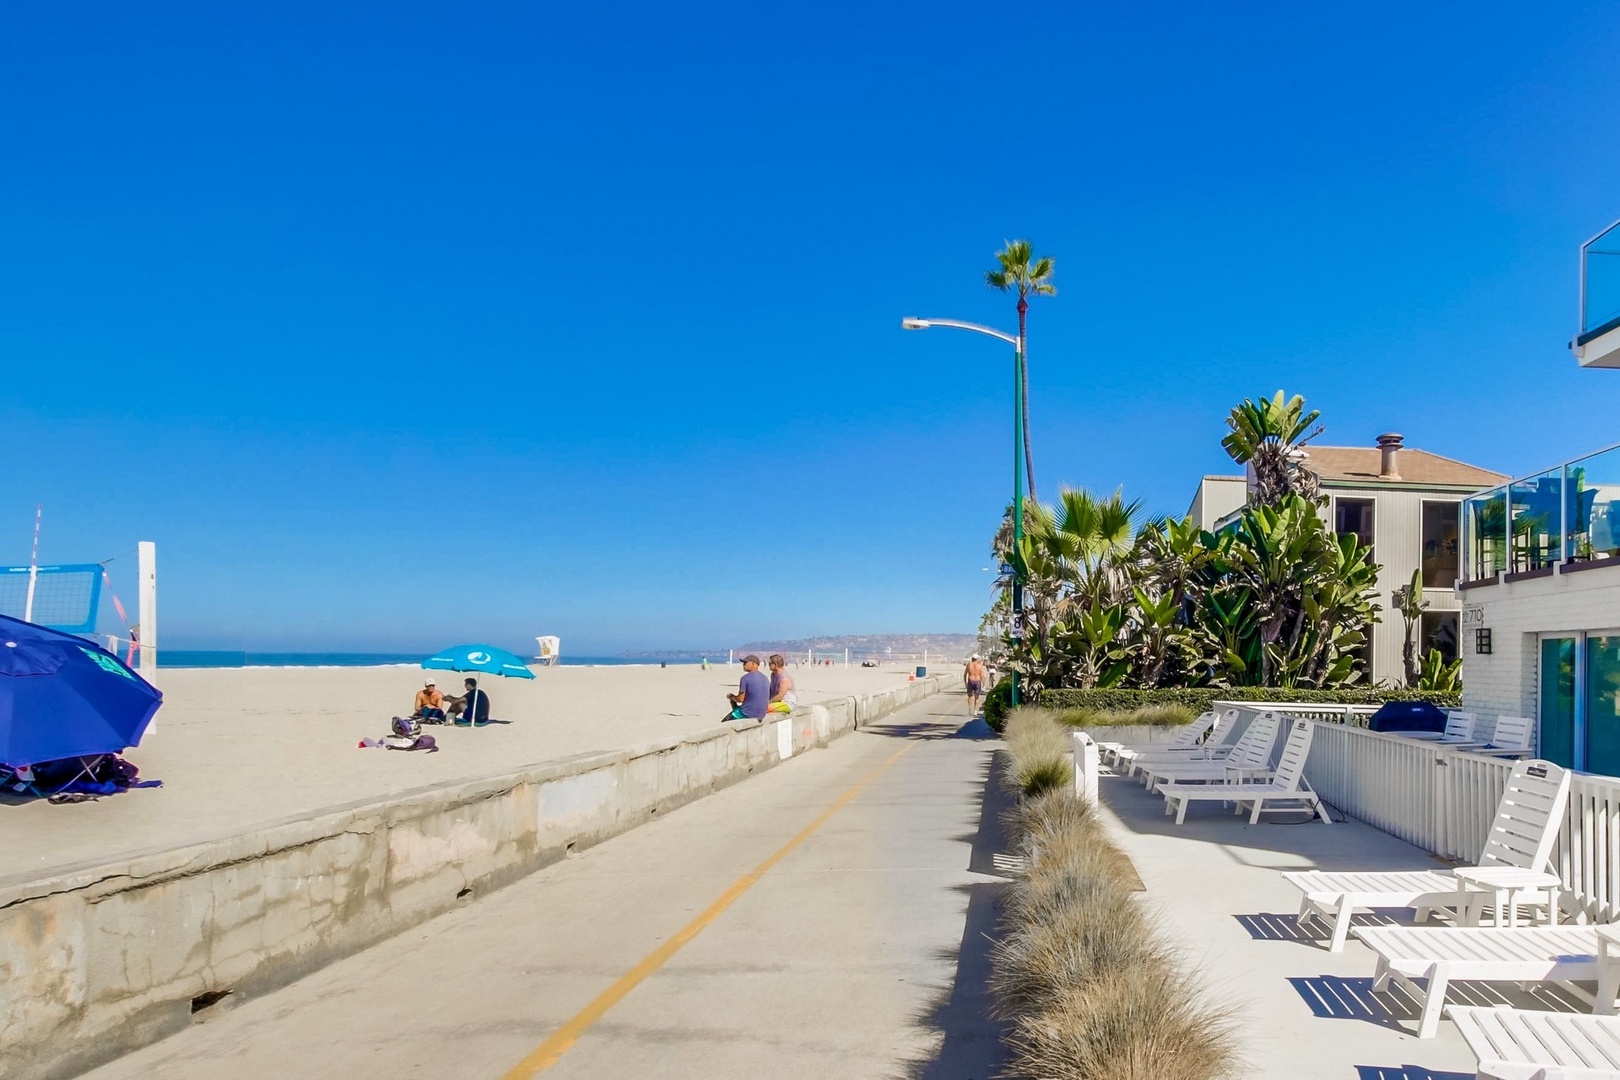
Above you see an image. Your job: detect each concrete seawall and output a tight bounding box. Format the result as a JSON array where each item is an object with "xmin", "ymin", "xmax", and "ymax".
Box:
[{"xmin": 0, "ymin": 677, "xmax": 945, "ymax": 1080}]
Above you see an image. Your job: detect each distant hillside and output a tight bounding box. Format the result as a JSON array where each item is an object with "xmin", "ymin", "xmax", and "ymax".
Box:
[
  {"xmin": 734, "ymin": 633, "xmax": 980, "ymax": 660},
  {"xmin": 622, "ymin": 633, "xmax": 982, "ymax": 662}
]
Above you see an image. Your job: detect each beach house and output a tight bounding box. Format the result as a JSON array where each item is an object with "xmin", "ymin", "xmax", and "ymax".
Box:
[
  {"xmin": 1188, "ymin": 435, "xmax": 1507, "ymax": 686},
  {"xmin": 1457, "ymin": 222, "xmax": 1620, "ymax": 773}
]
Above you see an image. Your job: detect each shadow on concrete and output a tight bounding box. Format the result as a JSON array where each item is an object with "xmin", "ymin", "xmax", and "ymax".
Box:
[
  {"xmin": 863, "ymin": 714, "xmax": 1000, "ymax": 743},
  {"xmin": 1235, "ymin": 910, "xmax": 1401, "ymax": 945},
  {"xmin": 1289, "ymin": 974, "xmax": 1589, "ymax": 1034},
  {"xmin": 897, "ymin": 748, "xmax": 1012, "ymax": 1080},
  {"xmin": 1354, "ymin": 1067, "xmax": 1474, "ymax": 1080}
]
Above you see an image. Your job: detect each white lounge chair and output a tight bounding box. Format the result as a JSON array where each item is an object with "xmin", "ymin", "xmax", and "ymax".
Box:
[
  {"xmin": 1356, "ymin": 922, "xmax": 1620, "ymax": 1038},
  {"xmin": 1137, "ymin": 711, "xmax": 1282, "ymax": 793},
  {"xmin": 1282, "ymin": 758, "xmax": 1572, "ymax": 952},
  {"xmin": 1115, "ymin": 710, "xmax": 1241, "ymax": 776},
  {"xmin": 1097, "ymin": 710, "xmax": 1216, "ymax": 767},
  {"xmin": 1448, "ymin": 1001, "xmax": 1620, "ymax": 1080},
  {"xmin": 1400, "ymin": 709, "xmax": 1488, "ymax": 748},
  {"xmin": 1468, "ymin": 715, "xmax": 1536, "ymax": 760},
  {"xmin": 1158, "ymin": 718, "xmax": 1329, "ymax": 825}
]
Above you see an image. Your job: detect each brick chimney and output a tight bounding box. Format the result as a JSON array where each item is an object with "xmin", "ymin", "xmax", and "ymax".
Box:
[{"xmin": 1376, "ymin": 432, "xmax": 1403, "ymax": 480}]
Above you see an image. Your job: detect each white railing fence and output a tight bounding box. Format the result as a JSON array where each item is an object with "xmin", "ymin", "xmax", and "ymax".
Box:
[
  {"xmin": 1300, "ymin": 719, "xmax": 1620, "ymax": 923},
  {"xmin": 1214, "ymin": 700, "xmax": 1379, "ymax": 728}
]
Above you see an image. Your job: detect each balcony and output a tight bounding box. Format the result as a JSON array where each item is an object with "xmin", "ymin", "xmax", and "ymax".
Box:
[
  {"xmin": 1576, "ymin": 219, "xmax": 1620, "ymax": 368},
  {"xmin": 1461, "ymin": 442, "xmax": 1620, "ymax": 585}
]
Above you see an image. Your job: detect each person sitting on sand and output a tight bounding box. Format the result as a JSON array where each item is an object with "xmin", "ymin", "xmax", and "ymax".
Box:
[
  {"xmin": 444, "ymin": 677, "xmax": 491, "ymax": 726},
  {"xmin": 767, "ymin": 653, "xmax": 796, "ymax": 714},
  {"xmin": 725, "ymin": 655, "xmax": 770, "ymax": 721},
  {"xmin": 414, "ymin": 678, "xmax": 447, "ymax": 724}
]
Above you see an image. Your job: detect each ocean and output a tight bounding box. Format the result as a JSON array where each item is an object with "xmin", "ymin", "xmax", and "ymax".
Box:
[{"xmin": 158, "ymin": 651, "xmax": 711, "ymax": 669}]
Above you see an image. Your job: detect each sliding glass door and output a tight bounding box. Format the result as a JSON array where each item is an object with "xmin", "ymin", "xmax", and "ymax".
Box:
[
  {"xmin": 1540, "ymin": 636, "xmax": 1577, "ymax": 769},
  {"xmin": 1537, "ymin": 631, "xmax": 1620, "ymax": 775}
]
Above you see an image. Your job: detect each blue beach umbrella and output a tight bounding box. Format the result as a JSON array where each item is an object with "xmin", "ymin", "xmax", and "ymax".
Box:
[
  {"xmin": 0, "ymin": 614, "xmax": 163, "ymax": 766},
  {"xmin": 421, "ymin": 644, "xmax": 536, "ymax": 680}
]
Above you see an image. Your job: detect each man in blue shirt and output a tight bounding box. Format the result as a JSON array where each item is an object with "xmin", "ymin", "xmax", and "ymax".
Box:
[{"xmin": 726, "ymin": 655, "xmax": 770, "ymax": 721}]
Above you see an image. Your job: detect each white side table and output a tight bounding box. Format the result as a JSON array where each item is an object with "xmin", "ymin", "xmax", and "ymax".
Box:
[
  {"xmin": 1597, "ymin": 924, "xmax": 1620, "ymax": 1016},
  {"xmin": 1453, "ymin": 866, "xmax": 1562, "ymax": 929}
]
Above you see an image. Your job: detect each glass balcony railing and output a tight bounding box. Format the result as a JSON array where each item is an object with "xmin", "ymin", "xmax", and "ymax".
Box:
[
  {"xmin": 1462, "ymin": 442, "xmax": 1620, "ymax": 583},
  {"xmin": 1581, "ymin": 220, "xmax": 1620, "ymax": 343}
]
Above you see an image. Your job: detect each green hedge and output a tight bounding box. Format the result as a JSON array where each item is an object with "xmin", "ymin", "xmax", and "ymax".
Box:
[
  {"xmin": 1036, "ymin": 686, "xmax": 1459, "ymax": 720},
  {"xmin": 983, "ymin": 677, "xmax": 1015, "ymax": 734}
]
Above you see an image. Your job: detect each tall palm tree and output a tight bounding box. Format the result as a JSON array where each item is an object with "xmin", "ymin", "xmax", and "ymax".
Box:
[{"xmin": 986, "ymin": 240, "xmax": 1055, "ymax": 503}]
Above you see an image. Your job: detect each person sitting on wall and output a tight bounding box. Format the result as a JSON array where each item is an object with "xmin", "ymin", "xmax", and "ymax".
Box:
[
  {"xmin": 725, "ymin": 655, "xmax": 770, "ymax": 722},
  {"xmin": 767, "ymin": 653, "xmax": 797, "ymax": 714},
  {"xmin": 445, "ymin": 677, "xmax": 491, "ymax": 726},
  {"xmin": 414, "ymin": 678, "xmax": 447, "ymax": 724}
]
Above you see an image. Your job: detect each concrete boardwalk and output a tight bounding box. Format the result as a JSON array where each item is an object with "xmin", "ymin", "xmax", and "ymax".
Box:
[
  {"xmin": 1096, "ymin": 768, "xmax": 1588, "ymax": 1080},
  {"xmin": 79, "ymin": 692, "xmax": 1007, "ymax": 1080}
]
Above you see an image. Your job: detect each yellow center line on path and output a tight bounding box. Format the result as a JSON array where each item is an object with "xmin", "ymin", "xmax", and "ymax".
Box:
[{"xmin": 498, "ymin": 738, "xmax": 919, "ymax": 1079}]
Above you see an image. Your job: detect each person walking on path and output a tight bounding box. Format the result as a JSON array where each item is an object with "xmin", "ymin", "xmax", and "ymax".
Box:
[
  {"xmin": 726, "ymin": 655, "xmax": 770, "ymax": 721},
  {"xmin": 963, "ymin": 654, "xmax": 987, "ymax": 715}
]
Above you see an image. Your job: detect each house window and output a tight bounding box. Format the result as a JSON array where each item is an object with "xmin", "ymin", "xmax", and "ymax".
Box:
[
  {"xmin": 1419, "ymin": 611, "xmax": 1459, "ymax": 665},
  {"xmin": 1335, "ymin": 498, "xmax": 1375, "ymax": 557},
  {"xmin": 1421, "ymin": 501, "xmax": 1460, "ymax": 588}
]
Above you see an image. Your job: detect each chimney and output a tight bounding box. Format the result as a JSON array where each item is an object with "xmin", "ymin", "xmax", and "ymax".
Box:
[{"xmin": 1376, "ymin": 432, "xmax": 1403, "ymax": 480}]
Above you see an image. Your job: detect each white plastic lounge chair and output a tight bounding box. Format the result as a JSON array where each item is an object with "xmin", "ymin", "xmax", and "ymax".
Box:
[
  {"xmin": 1356, "ymin": 922, "xmax": 1620, "ymax": 1038},
  {"xmin": 1115, "ymin": 710, "xmax": 1241, "ymax": 775},
  {"xmin": 1097, "ymin": 710, "xmax": 1215, "ymax": 767},
  {"xmin": 1137, "ymin": 711, "xmax": 1282, "ymax": 793},
  {"xmin": 1448, "ymin": 1002, "xmax": 1620, "ymax": 1080},
  {"xmin": 1157, "ymin": 718, "xmax": 1329, "ymax": 825},
  {"xmin": 1468, "ymin": 715, "xmax": 1536, "ymax": 760},
  {"xmin": 1282, "ymin": 759, "xmax": 1572, "ymax": 952}
]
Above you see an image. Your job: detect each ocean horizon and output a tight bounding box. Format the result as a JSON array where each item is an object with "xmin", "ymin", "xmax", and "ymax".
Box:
[{"xmin": 157, "ymin": 650, "xmax": 715, "ymax": 670}]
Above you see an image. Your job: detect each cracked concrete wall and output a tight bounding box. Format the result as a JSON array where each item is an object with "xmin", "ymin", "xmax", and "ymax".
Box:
[{"xmin": 0, "ymin": 678, "xmax": 942, "ymax": 1080}]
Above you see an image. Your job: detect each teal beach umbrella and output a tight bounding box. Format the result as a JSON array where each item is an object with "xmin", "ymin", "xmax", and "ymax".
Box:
[{"xmin": 421, "ymin": 644, "xmax": 536, "ymax": 679}]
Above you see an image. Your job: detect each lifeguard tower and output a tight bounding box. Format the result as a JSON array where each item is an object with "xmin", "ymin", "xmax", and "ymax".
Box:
[
  {"xmin": 1575, "ymin": 219, "xmax": 1620, "ymax": 367},
  {"xmin": 535, "ymin": 636, "xmax": 560, "ymax": 666}
]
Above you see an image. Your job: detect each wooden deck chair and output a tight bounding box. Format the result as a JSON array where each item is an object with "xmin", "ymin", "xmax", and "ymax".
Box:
[
  {"xmin": 1356, "ymin": 922, "xmax": 1620, "ymax": 1038},
  {"xmin": 1282, "ymin": 759, "xmax": 1571, "ymax": 952},
  {"xmin": 1097, "ymin": 710, "xmax": 1215, "ymax": 767},
  {"xmin": 1448, "ymin": 1005, "xmax": 1620, "ymax": 1080},
  {"xmin": 1115, "ymin": 709, "xmax": 1240, "ymax": 775},
  {"xmin": 1137, "ymin": 711, "xmax": 1282, "ymax": 793},
  {"xmin": 1157, "ymin": 718, "xmax": 1329, "ymax": 825}
]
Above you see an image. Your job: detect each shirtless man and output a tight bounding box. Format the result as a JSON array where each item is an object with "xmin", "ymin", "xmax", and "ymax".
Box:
[{"xmin": 964, "ymin": 654, "xmax": 987, "ymax": 714}]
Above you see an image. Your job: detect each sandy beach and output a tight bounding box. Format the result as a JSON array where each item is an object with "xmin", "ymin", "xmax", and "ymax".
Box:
[{"xmin": 0, "ymin": 662, "xmax": 963, "ymax": 883}]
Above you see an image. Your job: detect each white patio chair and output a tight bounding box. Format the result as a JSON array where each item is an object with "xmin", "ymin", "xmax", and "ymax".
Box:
[
  {"xmin": 1097, "ymin": 710, "xmax": 1215, "ymax": 767},
  {"xmin": 1282, "ymin": 758, "xmax": 1571, "ymax": 952},
  {"xmin": 1137, "ymin": 711, "xmax": 1282, "ymax": 793},
  {"xmin": 1157, "ymin": 718, "xmax": 1330, "ymax": 825},
  {"xmin": 1448, "ymin": 1004, "xmax": 1620, "ymax": 1080},
  {"xmin": 1467, "ymin": 715, "xmax": 1536, "ymax": 760},
  {"xmin": 1115, "ymin": 709, "xmax": 1241, "ymax": 776},
  {"xmin": 1356, "ymin": 920, "xmax": 1620, "ymax": 1039}
]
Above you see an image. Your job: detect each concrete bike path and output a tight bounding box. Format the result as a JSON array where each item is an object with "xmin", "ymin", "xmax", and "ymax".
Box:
[{"xmin": 80, "ymin": 692, "xmax": 1008, "ymax": 1080}]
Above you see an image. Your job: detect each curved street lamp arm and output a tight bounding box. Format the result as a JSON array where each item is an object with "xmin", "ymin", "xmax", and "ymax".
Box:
[{"xmin": 900, "ymin": 317, "xmax": 1018, "ymax": 347}]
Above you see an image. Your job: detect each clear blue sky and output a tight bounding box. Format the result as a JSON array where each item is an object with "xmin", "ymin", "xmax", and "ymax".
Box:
[{"xmin": 4, "ymin": 1, "xmax": 1620, "ymax": 653}]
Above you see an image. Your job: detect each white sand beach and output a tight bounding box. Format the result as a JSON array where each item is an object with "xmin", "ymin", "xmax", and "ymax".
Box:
[{"xmin": 0, "ymin": 662, "xmax": 962, "ymax": 883}]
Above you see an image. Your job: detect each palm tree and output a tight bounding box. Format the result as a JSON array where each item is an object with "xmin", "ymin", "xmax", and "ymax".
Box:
[
  {"xmin": 986, "ymin": 240, "xmax": 1055, "ymax": 503},
  {"xmin": 1220, "ymin": 390, "xmax": 1324, "ymax": 506}
]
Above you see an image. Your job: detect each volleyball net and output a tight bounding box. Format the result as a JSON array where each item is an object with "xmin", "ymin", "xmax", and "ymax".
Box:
[{"xmin": 0, "ymin": 564, "xmax": 105, "ymax": 634}]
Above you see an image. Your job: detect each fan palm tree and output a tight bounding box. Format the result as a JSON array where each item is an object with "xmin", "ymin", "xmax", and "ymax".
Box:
[{"xmin": 986, "ymin": 240, "xmax": 1055, "ymax": 502}]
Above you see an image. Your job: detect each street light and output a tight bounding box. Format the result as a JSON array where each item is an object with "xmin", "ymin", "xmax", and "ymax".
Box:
[{"xmin": 901, "ymin": 315, "xmax": 1027, "ymax": 708}]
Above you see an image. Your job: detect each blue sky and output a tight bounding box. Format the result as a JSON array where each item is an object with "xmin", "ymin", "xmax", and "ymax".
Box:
[{"xmin": 4, "ymin": 1, "xmax": 1620, "ymax": 653}]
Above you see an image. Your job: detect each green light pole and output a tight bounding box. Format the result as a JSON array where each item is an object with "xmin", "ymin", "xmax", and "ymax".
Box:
[{"xmin": 901, "ymin": 316, "xmax": 1024, "ymax": 707}]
